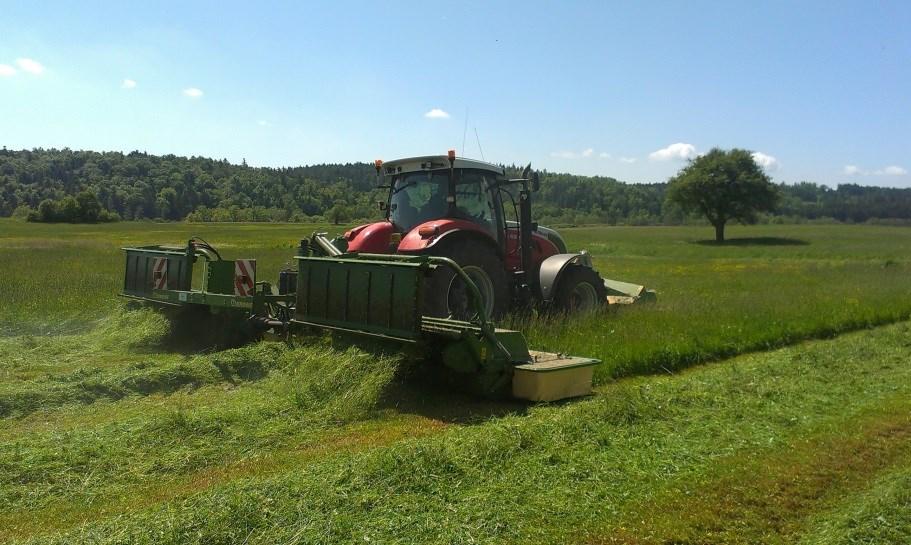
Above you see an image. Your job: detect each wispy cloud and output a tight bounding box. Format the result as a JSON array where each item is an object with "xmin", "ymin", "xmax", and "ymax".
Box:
[
  {"xmin": 0, "ymin": 64, "xmax": 15, "ymax": 77},
  {"xmin": 649, "ymin": 142, "xmax": 697, "ymax": 161},
  {"xmin": 751, "ymin": 151, "xmax": 779, "ymax": 170},
  {"xmin": 550, "ymin": 147, "xmax": 601, "ymax": 159},
  {"xmin": 182, "ymin": 87, "xmax": 204, "ymax": 98},
  {"xmin": 619, "ymin": 156, "xmax": 637, "ymax": 163},
  {"xmin": 121, "ymin": 79, "xmax": 137, "ymax": 89},
  {"xmin": 15, "ymin": 58, "xmax": 44, "ymax": 75},
  {"xmin": 599, "ymin": 152, "xmax": 611, "ymax": 159},
  {"xmin": 257, "ymin": 120, "xmax": 271, "ymax": 127},
  {"xmin": 423, "ymin": 108, "xmax": 450, "ymax": 119},
  {"xmin": 876, "ymin": 165, "xmax": 907, "ymax": 176},
  {"xmin": 844, "ymin": 164, "xmax": 907, "ymax": 176}
]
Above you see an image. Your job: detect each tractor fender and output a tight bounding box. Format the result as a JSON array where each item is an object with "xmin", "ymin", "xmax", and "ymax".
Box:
[
  {"xmin": 538, "ymin": 252, "xmax": 594, "ymax": 302},
  {"xmin": 344, "ymin": 221, "xmax": 395, "ymax": 254},
  {"xmin": 431, "ymin": 228, "xmax": 504, "ymax": 258},
  {"xmin": 398, "ymin": 219, "xmax": 502, "ymax": 257}
]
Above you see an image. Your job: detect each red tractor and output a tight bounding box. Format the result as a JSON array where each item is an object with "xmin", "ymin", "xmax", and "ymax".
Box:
[{"xmin": 336, "ymin": 150, "xmax": 650, "ymax": 319}]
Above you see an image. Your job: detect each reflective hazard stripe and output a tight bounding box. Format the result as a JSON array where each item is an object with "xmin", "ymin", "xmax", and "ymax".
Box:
[
  {"xmin": 152, "ymin": 257, "xmax": 168, "ymax": 290},
  {"xmin": 234, "ymin": 259, "xmax": 256, "ymax": 297}
]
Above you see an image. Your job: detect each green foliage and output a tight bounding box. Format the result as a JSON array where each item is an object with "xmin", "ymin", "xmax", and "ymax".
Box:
[
  {"xmin": 26, "ymin": 191, "xmax": 118, "ymax": 223},
  {"xmin": 3, "ymin": 148, "xmax": 911, "ymax": 225},
  {"xmin": 10, "ymin": 204, "xmax": 33, "ymax": 219},
  {"xmin": 666, "ymin": 148, "xmax": 779, "ymax": 241},
  {"xmin": 0, "ymin": 147, "xmax": 383, "ymax": 222}
]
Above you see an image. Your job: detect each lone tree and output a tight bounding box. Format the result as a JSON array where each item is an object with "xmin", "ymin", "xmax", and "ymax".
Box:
[{"xmin": 666, "ymin": 148, "xmax": 779, "ymax": 242}]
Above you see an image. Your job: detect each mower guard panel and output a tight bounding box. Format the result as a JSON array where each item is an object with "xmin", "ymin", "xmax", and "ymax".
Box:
[
  {"xmin": 540, "ymin": 253, "xmax": 655, "ymax": 305},
  {"xmin": 603, "ymin": 278, "xmax": 657, "ymax": 304},
  {"xmin": 539, "ymin": 253, "xmax": 593, "ymax": 302}
]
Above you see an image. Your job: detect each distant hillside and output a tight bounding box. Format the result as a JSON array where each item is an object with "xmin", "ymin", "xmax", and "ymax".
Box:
[{"xmin": 1, "ymin": 147, "xmax": 910, "ymax": 225}]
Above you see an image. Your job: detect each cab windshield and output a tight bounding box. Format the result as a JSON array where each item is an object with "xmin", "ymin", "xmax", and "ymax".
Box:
[{"xmin": 389, "ymin": 169, "xmax": 498, "ymax": 233}]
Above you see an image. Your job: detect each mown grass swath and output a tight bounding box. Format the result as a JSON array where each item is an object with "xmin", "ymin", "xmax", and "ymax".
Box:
[{"xmin": 5, "ymin": 322, "xmax": 910, "ymax": 543}]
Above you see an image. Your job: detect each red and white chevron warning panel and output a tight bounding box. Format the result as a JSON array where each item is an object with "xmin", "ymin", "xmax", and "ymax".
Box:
[
  {"xmin": 234, "ymin": 259, "xmax": 256, "ymax": 297},
  {"xmin": 151, "ymin": 257, "xmax": 168, "ymax": 290}
]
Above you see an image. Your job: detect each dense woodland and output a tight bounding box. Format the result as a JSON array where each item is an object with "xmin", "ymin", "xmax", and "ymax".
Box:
[{"xmin": 2, "ymin": 147, "xmax": 910, "ymax": 225}]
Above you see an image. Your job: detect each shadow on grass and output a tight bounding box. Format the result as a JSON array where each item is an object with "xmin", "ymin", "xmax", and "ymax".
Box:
[
  {"xmin": 319, "ymin": 331, "xmax": 531, "ymax": 424},
  {"xmin": 382, "ymin": 381, "xmax": 530, "ymax": 424},
  {"xmin": 693, "ymin": 236, "xmax": 810, "ymax": 246}
]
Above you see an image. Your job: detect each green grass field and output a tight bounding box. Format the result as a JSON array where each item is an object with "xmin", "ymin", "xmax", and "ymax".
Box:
[{"xmin": 1, "ymin": 219, "xmax": 910, "ymax": 543}]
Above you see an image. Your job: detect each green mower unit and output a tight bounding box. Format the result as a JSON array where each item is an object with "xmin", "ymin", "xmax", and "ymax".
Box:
[
  {"xmin": 121, "ymin": 238, "xmax": 295, "ymax": 333},
  {"xmin": 121, "ymin": 233, "xmax": 601, "ymax": 401}
]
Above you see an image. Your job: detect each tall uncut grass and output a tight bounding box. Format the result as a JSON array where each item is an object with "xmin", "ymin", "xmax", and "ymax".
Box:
[{"xmin": 2, "ymin": 220, "xmax": 910, "ymax": 380}]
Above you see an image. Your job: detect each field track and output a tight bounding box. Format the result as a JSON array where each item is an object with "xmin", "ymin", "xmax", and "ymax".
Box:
[{"xmin": 1, "ymin": 221, "xmax": 910, "ymax": 543}]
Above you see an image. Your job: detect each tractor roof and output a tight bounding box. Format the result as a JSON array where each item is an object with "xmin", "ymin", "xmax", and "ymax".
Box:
[{"xmin": 382, "ymin": 155, "xmax": 505, "ymax": 176}]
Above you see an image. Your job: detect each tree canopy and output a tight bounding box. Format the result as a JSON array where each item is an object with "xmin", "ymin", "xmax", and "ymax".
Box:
[
  {"xmin": 2, "ymin": 147, "xmax": 911, "ymax": 226},
  {"xmin": 666, "ymin": 148, "xmax": 780, "ymax": 241}
]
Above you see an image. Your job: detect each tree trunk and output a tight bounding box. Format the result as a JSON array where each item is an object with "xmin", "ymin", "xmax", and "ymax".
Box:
[{"xmin": 714, "ymin": 222, "xmax": 725, "ymax": 242}]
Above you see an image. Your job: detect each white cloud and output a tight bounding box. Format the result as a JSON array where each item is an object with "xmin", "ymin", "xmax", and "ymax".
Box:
[
  {"xmin": 0, "ymin": 64, "xmax": 15, "ymax": 77},
  {"xmin": 121, "ymin": 79, "xmax": 137, "ymax": 89},
  {"xmin": 15, "ymin": 58, "xmax": 44, "ymax": 75},
  {"xmin": 844, "ymin": 164, "xmax": 907, "ymax": 176},
  {"xmin": 182, "ymin": 87, "xmax": 204, "ymax": 98},
  {"xmin": 550, "ymin": 148, "xmax": 600, "ymax": 159},
  {"xmin": 257, "ymin": 120, "xmax": 271, "ymax": 127},
  {"xmin": 619, "ymin": 156, "xmax": 637, "ymax": 163},
  {"xmin": 751, "ymin": 151, "xmax": 779, "ymax": 170},
  {"xmin": 875, "ymin": 165, "xmax": 907, "ymax": 176},
  {"xmin": 423, "ymin": 108, "xmax": 450, "ymax": 119},
  {"xmin": 648, "ymin": 142, "xmax": 698, "ymax": 161},
  {"xmin": 598, "ymin": 152, "xmax": 611, "ymax": 159}
]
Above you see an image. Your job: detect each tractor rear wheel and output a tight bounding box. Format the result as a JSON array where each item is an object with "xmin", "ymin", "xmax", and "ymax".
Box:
[
  {"xmin": 552, "ymin": 265, "xmax": 606, "ymax": 313},
  {"xmin": 423, "ymin": 241, "xmax": 509, "ymax": 320}
]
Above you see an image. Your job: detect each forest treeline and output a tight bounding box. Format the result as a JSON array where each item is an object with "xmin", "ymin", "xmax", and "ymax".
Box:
[{"xmin": 2, "ymin": 147, "xmax": 910, "ymax": 225}]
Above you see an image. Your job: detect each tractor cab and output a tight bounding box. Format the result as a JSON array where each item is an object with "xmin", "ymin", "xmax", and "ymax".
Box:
[{"xmin": 385, "ymin": 155, "xmax": 504, "ymax": 238}]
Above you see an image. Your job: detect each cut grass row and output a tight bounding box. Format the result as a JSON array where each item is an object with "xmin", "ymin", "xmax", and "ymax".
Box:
[
  {"xmin": 6, "ymin": 320, "xmax": 910, "ymax": 544},
  {"xmin": 799, "ymin": 465, "xmax": 911, "ymax": 545},
  {"xmin": 0, "ymin": 320, "xmax": 404, "ymax": 522},
  {"xmin": 0, "ymin": 308, "xmax": 369, "ymax": 418}
]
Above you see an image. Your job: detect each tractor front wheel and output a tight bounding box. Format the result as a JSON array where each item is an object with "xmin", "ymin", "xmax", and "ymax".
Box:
[
  {"xmin": 423, "ymin": 242, "xmax": 509, "ymax": 320},
  {"xmin": 551, "ymin": 265, "xmax": 607, "ymax": 313}
]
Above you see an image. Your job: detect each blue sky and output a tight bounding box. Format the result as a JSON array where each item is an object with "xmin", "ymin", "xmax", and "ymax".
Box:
[{"xmin": 1, "ymin": 1, "xmax": 908, "ymax": 186}]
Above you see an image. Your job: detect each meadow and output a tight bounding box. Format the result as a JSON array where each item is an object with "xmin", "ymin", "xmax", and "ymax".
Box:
[
  {"xmin": 0, "ymin": 219, "xmax": 910, "ymax": 543},
  {"xmin": 3, "ymin": 219, "xmax": 911, "ymax": 378}
]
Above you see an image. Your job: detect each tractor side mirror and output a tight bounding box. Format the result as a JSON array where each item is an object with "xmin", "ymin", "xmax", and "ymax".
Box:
[{"xmin": 531, "ymin": 171, "xmax": 540, "ymax": 192}]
